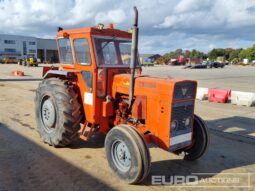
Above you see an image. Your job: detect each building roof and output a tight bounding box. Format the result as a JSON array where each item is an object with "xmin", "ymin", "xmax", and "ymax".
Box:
[
  {"xmin": 140, "ymin": 54, "xmax": 161, "ymax": 59},
  {"xmin": 0, "ymin": 33, "xmax": 54, "ymax": 41}
]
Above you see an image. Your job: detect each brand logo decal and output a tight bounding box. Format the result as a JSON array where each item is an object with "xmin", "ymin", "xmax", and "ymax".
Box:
[{"xmin": 181, "ymin": 88, "xmax": 188, "ymax": 96}]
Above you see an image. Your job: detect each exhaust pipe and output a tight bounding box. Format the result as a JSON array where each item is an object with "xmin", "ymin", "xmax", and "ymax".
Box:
[{"xmin": 129, "ymin": 6, "xmax": 139, "ymax": 108}]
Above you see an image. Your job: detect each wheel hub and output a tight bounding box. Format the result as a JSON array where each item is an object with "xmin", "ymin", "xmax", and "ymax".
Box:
[
  {"xmin": 41, "ymin": 98, "xmax": 56, "ymax": 130},
  {"xmin": 111, "ymin": 140, "xmax": 131, "ymax": 172}
]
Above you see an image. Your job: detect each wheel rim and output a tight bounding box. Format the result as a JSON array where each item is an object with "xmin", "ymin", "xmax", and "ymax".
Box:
[
  {"xmin": 41, "ymin": 97, "xmax": 56, "ymax": 132},
  {"xmin": 111, "ymin": 140, "xmax": 131, "ymax": 172}
]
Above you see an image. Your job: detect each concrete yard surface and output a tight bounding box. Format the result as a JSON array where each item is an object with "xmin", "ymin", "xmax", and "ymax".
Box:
[
  {"xmin": 0, "ymin": 64, "xmax": 255, "ymax": 191},
  {"xmin": 143, "ymin": 65, "xmax": 255, "ymax": 92}
]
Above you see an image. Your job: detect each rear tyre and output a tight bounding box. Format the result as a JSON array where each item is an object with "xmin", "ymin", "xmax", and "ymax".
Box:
[
  {"xmin": 35, "ymin": 78, "xmax": 82, "ymax": 147},
  {"xmin": 105, "ymin": 125, "xmax": 151, "ymax": 184}
]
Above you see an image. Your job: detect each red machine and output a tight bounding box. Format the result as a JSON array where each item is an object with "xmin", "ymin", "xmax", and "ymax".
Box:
[
  {"xmin": 178, "ymin": 55, "xmax": 186, "ymax": 65},
  {"xmin": 34, "ymin": 7, "xmax": 209, "ymax": 184}
]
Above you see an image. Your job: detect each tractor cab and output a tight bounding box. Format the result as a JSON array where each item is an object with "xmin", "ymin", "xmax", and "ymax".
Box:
[{"xmin": 54, "ymin": 25, "xmax": 141, "ymax": 129}]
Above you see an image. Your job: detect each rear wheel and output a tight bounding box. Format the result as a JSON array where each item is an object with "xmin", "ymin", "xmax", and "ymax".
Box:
[
  {"xmin": 174, "ymin": 115, "xmax": 209, "ymax": 161},
  {"xmin": 105, "ymin": 125, "xmax": 151, "ymax": 184},
  {"xmin": 35, "ymin": 78, "xmax": 82, "ymax": 147}
]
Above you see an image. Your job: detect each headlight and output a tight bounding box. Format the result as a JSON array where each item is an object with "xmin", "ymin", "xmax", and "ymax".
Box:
[
  {"xmin": 185, "ymin": 117, "xmax": 191, "ymax": 127},
  {"xmin": 171, "ymin": 120, "xmax": 178, "ymax": 130}
]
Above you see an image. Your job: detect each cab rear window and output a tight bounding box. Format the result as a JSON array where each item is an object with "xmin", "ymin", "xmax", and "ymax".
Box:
[{"xmin": 58, "ymin": 38, "xmax": 73, "ymax": 64}]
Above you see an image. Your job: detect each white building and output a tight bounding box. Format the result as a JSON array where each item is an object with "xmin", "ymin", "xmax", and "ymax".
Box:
[{"xmin": 0, "ymin": 34, "xmax": 58, "ymax": 63}]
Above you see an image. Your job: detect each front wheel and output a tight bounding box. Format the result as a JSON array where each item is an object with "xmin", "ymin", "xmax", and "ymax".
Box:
[
  {"xmin": 174, "ymin": 115, "xmax": 209, "ymax": 161},
  {"xmin": 105, "ymin": 125, "xmax": 151, "ymax": 184}
]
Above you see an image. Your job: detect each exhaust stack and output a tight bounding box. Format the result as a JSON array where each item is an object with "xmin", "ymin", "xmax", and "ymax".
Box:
[{"xmin": 129, "ymin": 6, "xmax": 139, "ymax": 108}]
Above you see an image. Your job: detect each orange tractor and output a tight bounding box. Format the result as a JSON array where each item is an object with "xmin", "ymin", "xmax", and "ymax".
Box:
[{"xmin": 35, "ymin": 7, "xmax": 209, "ymax": 184}]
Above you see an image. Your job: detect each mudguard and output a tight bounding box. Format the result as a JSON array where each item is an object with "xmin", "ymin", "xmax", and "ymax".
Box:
[{"xmin": 43, "ymin": 70, "xmax": 77, "ymax": 80}]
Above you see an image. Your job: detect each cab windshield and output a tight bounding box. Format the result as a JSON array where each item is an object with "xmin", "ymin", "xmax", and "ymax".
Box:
[{"xmin": 94, "ymin": 36, "xmax": 139, "ymax": 67}]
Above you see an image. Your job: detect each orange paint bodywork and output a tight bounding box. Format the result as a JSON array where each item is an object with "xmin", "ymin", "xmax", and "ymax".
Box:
[
  {"xmin": 112, "ymin": 74, "xmax": 197, "ymax": 150},
  {"xmin": 55, "ymin": 27, "xmax": 197, "ymax": 151}
]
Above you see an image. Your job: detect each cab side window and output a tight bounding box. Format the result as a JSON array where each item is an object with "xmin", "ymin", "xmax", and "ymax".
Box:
[
  {"xmin": 58, "ymin": 38, "xmax": 73, "ymax": 64},
  {"xmin": 74, "ymin": 39, "xmax": 91, "ymax": 65}
]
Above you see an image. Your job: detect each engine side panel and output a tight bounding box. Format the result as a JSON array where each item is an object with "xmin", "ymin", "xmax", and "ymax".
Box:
[{"xmin": 112, "ymin": 74, "xmax": 197, "ymax": 150}]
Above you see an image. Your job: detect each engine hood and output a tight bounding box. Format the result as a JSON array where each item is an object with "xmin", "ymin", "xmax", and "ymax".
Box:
[{"xmin": 112, "ymin": 74, "xmax": 196, "ymax": 98}]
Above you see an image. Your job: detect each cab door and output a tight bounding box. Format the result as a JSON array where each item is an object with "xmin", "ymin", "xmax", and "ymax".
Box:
[{"xmin": 70, "ymin": 33, "xmax": 97, "ymax": 123}]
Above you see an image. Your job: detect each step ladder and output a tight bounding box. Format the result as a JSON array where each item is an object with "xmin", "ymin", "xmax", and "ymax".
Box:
[{"xmin": 80, "ymin": 122, "xmax": 95, "ymax": 141}]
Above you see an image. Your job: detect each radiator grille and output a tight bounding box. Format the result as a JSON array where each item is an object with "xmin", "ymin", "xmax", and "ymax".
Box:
[
  {"xmin": 170, "ymin": 101, "xmax": 194, "ymax": 151},
  {"xmin": 174, "ymin": 82, "xmax": 195, "ymax": 101},
  {"xmin": 171, "ymin": 102, "xmax": 194, "ymax": 133}
]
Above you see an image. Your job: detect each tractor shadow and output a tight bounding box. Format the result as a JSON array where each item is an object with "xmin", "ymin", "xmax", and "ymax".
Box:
[
  {"xmin": 142, "ymin": 117, "xmax": 255, "ymax": 186},
  {"xmin": 0, "ymin": 123, "xmax": 115, "ymax": 191},
  {"xmin": 206, "ymin": 116, "xmax": 255, "ymax": 140},
  {"xmin": 69, "ymin": 132, "xmax": 106, "ymax": 149}
]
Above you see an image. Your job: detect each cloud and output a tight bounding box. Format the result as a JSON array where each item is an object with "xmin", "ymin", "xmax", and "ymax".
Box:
[
  {"xmin": 0, "ymin": 0, "xmax": 255, "ymax": 53},
  {"xmin": 156, "ymin": 0, "xmax": 255, "ymax": 30},
  {"xmin": 140, "ymin": 32, "xmax": 252, "ymax": 54},
  {"xmin": 95, "ymin": 9, "xmax": 126, "ymax": 24}
]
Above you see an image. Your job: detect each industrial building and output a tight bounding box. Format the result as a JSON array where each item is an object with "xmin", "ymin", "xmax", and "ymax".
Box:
[{"xmin": 0, "ymin": 34, "xmax": 58, "ymax": 63}]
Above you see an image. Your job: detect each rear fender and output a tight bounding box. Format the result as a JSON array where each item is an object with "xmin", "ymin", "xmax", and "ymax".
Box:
[
  {"xmin": 42, "ymin": 66, "xmax": 59, "ymax": 76},
  {"xmin": 43, "ymin": 69, "xmax": 77, "ymax": 80}
]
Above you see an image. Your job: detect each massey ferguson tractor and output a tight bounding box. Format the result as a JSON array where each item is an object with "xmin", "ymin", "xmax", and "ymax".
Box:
[{"xmin": 35, "ymin": 7, "xmax": 209, "ymax": 184}]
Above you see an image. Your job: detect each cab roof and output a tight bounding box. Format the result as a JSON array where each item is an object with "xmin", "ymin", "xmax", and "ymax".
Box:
[{"xmin": 57, "ymin": 27, "xmax": 132, "ymax": 39}]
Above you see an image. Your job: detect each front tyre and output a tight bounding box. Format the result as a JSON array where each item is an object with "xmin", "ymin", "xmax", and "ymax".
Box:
[
  {"xmin": 105, "ymin": 125, "xmax": 151, "ymax": 184},
  {"xmin": 184, "ymin": 115, "xmax": 209, "ymax": 161},
  {"xmin": 173, "ymin": 115, "xmax": 209, "ymax": 161},
  {"xmin": 35, "ymin": 78, "xmax": 82, "ymax": 147}
]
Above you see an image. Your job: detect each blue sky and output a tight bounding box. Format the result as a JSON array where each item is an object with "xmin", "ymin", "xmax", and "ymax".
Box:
[{"xmin": 1, "ymin": 0, "xmax": 255, "ymax": 54}]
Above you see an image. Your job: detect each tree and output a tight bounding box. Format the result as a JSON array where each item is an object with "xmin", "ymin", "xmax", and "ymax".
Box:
[
  {"xmin": 208, "ymin": 48, "xmax": 225, "ymax": 60},
  {"xmin": 190, "ymin": 49, "xmax": 199, "ymax": 58},
  {"xmin": 184, "ymin": 50, "xmax": 191, "ymax": 58},
  {"xmin": 229, "ymin": 49, "xmax": 242, "ymax": 61},
  {"xmin": 168, "ymin": 49, "xmax": 183, "ymax": 59},
  {"xmin": 239, "ymin": 47, "xmax": 255, "ymax": 61},
  {"xmin": 155, "ymin": 56, "xmax": 167, "ymax": 65},
  {"xmin": 224, "ymin": 48, "xmax": 233, "ymax": 60},
  {"xmin": 162, "ymin": 48, "xmax": 206, "ymax": 62}
]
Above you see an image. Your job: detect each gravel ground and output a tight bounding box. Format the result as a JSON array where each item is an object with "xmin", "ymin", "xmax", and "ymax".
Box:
[{"xmin": 0, "ymin": 64, "xmax": 254, "ymax": 191}]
